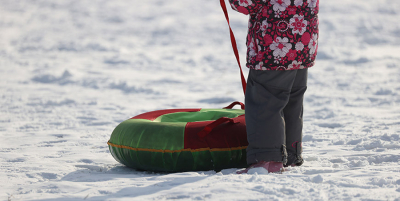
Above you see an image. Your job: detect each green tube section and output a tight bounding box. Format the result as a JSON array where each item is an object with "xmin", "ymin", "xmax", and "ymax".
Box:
[
  {"xmin": 108, "ymin": 146, "xmax": 247, "ymax": 172},
  {"xmin": 108, "ymin": 109, "xmax": 247, "ymax": 172}
]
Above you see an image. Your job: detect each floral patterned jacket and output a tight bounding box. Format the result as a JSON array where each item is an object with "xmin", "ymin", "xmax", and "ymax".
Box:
[{"xmin": 229, "ymin": 0, "xmax": 319, "ymax": 70}]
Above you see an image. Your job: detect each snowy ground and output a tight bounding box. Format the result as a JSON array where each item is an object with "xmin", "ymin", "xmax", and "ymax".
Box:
[{"xmin": 1, "ymin": 0, "xmax": 400, "ymax": 200}]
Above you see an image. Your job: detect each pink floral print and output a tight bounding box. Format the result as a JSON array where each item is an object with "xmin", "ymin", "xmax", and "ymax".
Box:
[
  {"xmin": 295, "ymin": 42, "xmax": 304, "ymax": 51},
  {"xmin": 308, "ymin": 33, "xmax": 318, "ymax": 55},
  {"xmin": 261, "ymin": 19, "xmax": 269, "ymax": 31},
  {"xmin": 271, "ymin": 0, "xmax": 291, "ymax": 12},
  {"xmin": 239, "ymin": 0, "xmax": 253, "ymax": 7},
  {"xmin": 287, "ymin": 60, "xmax": 304, "ymax": 70},
  {"xmin": 289, "ymin": 15, "xmax": 308, "ymax": 35},
  {"xmin": 270, "ymin": 37, "xmax": 292, "ymax": 57},
  {"xmin": 294, "ymin": 0, "xmax": 303, "ymax": 7},
  {"xmin": 307, "ymin": 0, "xmax": 318, "ymax": 8},
  {"xmin": 229, "ymin": 0, "xmax": 319, "ymax": 70}
]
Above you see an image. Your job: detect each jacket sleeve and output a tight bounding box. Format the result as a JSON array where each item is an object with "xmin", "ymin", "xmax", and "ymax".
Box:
[{"xmin": 228, "ymin": 0, "xmax": 263, "ymax": 15}]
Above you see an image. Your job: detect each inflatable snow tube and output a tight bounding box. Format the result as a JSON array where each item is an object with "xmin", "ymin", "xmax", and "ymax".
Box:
[{"xmin": 107, "ymin": 102, "xmax": 248, "ymax": 172}]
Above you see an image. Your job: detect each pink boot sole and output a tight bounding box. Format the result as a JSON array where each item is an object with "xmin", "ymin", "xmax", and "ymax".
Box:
[{"xmin": 236, "ymin": 161, "xmax": 284, "ymax": 174}]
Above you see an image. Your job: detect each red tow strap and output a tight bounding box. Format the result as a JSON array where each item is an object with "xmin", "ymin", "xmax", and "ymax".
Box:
[
  {"xmin": 197, "ymin": 117, "xmax": 239, "ymax": 138},
  {"xmin": 220, "ymin": 0, "xmax": 247, "ymax": 95},
  {"xmin": 197, "ymin": 101, "xmax": 245, "ymax": 138},
  {"xmin": 223, "ymin": 101, "xmax": 245, "ymax": 110},
  {"xmin": 197, "ymin": 2, "xmax": 248, "ymax": 138}
]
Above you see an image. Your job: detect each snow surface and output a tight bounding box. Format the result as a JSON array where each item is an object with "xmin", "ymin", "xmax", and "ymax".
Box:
[{"xmin": 1, "ymin": 0, "xmax": 400, "ymax": 200}]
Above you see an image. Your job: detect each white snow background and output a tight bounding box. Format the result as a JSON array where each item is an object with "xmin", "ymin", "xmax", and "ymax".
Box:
[{"xmin": 1, "ymin": 0, "xmax": 400, "ymax": 200}]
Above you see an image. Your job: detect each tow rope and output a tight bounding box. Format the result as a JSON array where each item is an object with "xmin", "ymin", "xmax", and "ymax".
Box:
[{"xmin": 220, "ymin": 0, "xmax": 247, "ymax": 95}]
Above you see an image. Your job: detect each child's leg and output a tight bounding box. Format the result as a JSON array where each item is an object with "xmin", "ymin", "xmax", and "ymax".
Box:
[
  {"xmin": 283, "ymin": 68, "xmax": 308, "ymax": 166},
  {"xmin": 245, "ymin": 69, "xmax": 298, "ymax": 165}
]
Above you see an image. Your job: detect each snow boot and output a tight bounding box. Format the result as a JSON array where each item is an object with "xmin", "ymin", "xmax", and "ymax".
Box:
[{"xmin": 236, "ymin": 161, "xmax": 284, "ymax": 174}]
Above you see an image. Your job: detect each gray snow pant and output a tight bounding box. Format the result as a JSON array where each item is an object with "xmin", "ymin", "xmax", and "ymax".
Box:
[{"xmin": 245, "ymin": 68, "xmax": 307, "ymax": 166}]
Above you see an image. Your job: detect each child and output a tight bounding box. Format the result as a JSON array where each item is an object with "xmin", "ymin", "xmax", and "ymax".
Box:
[{"xmin": 228, "ymin": 0, "xmax": 319, "ymax": 173}]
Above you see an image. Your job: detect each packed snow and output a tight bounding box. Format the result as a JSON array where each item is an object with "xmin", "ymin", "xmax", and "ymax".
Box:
[{"xmin": 1, "ymin": 0, "xmax": 400, "ymax": 200}]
